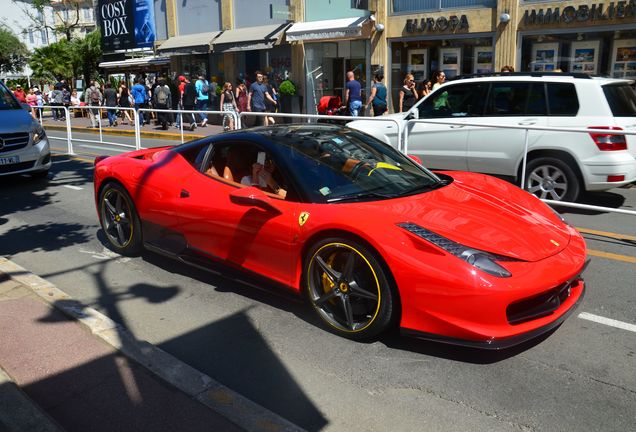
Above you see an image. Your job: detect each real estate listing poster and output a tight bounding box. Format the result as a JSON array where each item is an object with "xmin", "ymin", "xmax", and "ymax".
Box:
[
  {"xmin": 611, "ymin": 39, "xmax": 636, "ymax": 79},
  {"xmin": 439, "ymin": 47, "xmax": 461, "ymax": 79},
  {"xmin": 570, "ymin": 40, "xmax": 600, "ymax": 75},
  {"xmin": 530, "ymin": 42, "xmax": 559, "ymax": 72}
]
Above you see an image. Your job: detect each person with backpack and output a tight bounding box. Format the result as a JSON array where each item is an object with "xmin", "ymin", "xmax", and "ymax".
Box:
[
  {"xmin": 102, "ymin": 82, "xmax": 119, "ymax": 127},
  {"xmin": 131, "ymin": 77, "xmax": 149, "ymax": 126},
  {"xmin": 152, "ymin": 78, "xmax": 172, "ymax": 130},
  {"xmin": 50, "ymin": 83, "xmax": 64, "ymax": 121},
  {"xmin": 61, "ymin": 86, "xmax": 71, "ymax": 120},
  {"xmin": 85, "ymin": 81, "xmax": 102, "ymax": 128},
  {"xmin": 182, "ymin": 76, "xmax": 198, "ymax": 131},
  {"xmin": 195, "ymin": 75, "xmax": 210, "ymax": 127}
]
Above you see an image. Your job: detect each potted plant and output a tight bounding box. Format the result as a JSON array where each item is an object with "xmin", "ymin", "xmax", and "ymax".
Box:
[{"xmin": 278, "ymin": 79, "xmax": 302, "ymax": 122}]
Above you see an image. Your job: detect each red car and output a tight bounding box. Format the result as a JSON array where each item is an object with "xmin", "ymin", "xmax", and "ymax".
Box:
[{"xmin": 94, "ymin": 124, "xmax": 587, "ymax": 349}]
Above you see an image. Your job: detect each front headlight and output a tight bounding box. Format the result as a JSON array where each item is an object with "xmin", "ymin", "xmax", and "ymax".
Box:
[
  {"xmin": 398, "ymin": 222, "xmax": 512, "ymax": 278},
  {"xmin": 30, "ymin": 123, "xmax": 46, "ymax": 145}
]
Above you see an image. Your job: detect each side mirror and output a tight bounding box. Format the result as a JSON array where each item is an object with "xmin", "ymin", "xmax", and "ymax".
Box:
[{"xmin": 229, "ymin": 187, "xmax": 281, "ymax": 213}]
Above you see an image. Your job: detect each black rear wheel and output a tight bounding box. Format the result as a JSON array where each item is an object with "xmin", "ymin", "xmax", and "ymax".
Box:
[
  {"xmin": 99, "ymin": 182, "xmax": 143, "ymax": 255},
  {"xmin": 304, "ymin": 237, "xmax": 396, "ymax": 340}
]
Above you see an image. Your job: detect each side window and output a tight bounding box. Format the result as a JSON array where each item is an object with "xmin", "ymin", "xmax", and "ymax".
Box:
[
  {"xmin": 418, "ymin": 83, "xmax": 487, "ymax": 118},
  {"xmin": 547, "ymin": 83, "xmax": 579, "ymax": 116},
  {"xmin": 526, "ymin": 83, "xmax": 548, "ymax": 115},
  {"xmin": 485, "ymin": 82, "xmax": 533, "ymax": 116}
]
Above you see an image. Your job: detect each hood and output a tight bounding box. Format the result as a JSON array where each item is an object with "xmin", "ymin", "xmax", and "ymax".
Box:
[
  {"xmin": 0, "ymin": 108, "xmax": 34, "ymax": 134},
  {"xmin": 363, "ymin": 173, "xmax": 572, "ymax": 262}
]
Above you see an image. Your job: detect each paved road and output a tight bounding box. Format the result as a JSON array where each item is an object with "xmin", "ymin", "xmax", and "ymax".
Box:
[{"xmin": 1, "ymin": 155, "xmax": 634, "ymax": 432}]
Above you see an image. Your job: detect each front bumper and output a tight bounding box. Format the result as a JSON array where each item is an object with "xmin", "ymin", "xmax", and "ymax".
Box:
[{"xmin": 0, "ymin": 138, "xmax": 51, "ymax": 176}]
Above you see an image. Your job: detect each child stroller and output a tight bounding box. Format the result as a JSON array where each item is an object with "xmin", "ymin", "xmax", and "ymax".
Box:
[{"xmin": 317, "ymin": 96, "xmax": 349, "ymax": 125}]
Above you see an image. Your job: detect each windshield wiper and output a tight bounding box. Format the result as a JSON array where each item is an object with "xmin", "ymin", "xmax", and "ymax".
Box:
[
  {"xmin": 327, "ymin": 191, "xmax": 394, "ymax": 203},
  {"xmin": 401, "ymin": 179, "xmax": 449, "ymax": 195}
]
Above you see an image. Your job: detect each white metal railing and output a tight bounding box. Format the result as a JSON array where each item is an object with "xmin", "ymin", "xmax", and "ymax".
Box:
[
  {"xmin": 40, "ymin": 107, "xmax": 634, "ymax": 216},
  {"xmin": 404, "ymin": 118, "xmax": 636, "ymax": 216},
  {"xmin": 237, "ymin": 111, "xmax": 404, "ymax": 150}
]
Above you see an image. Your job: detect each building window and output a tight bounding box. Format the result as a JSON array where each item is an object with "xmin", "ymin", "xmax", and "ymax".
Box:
[
  {"xmin": 62, "ymin": 9, "xmax": 69, "ymax": 20},
  {"xmin": 83, "ymin": 7, "xmax": 92, "ymax": 20},
  {"xmin": 40, "ymin": 29, "xmax": 47, "ymax": 43},
  {"xmin": 28, "ymin": 30, "xmax": 34, "ymax": 44},
  {"xmin": 392, "ymin": 0, "xmax": 495, "ymax": 14}
]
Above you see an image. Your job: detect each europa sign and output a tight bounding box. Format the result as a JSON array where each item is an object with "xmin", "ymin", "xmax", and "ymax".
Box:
[
  {"xmin": 405, "ymin": 15, "xmax": 469, "ymax": 33},
  {"xmin": 98, "ymin": 0, "xmax": 155, "ymax": 51}
]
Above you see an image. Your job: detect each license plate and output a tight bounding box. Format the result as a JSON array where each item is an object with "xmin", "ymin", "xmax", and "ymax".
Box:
[{"xmin": 0, "ymin": 156, "xmax": 19, "ymax": 165}]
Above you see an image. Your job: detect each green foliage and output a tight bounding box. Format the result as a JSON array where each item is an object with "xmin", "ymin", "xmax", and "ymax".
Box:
[
  {"xmin": 0, "ymin": 27, "xmax": 29, "ymax": 74},
  {"xmin": 28, "ymin": 30, "xmax": 102, "ymax": 85},
  {"xmin": 279, "ymin": 79, "xmax": 296, "ymax": 96}
]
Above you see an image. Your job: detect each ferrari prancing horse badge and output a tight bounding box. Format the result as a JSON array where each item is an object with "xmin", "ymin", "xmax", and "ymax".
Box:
[{"xmin": 298, "ymin": 212, "xmax": 310, "ymax": 226}]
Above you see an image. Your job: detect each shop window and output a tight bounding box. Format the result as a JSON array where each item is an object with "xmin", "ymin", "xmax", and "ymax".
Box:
[
  {"xmin": 418, "ymin": 83, "xmax": 487, "ymax": 118},
  {"xmin": 392, "ymin": 0, "xmax": 495, "ymax": 14},
  {"xmin": 547, "ymin": 83, "xmax": 579, "ymax": 116}
]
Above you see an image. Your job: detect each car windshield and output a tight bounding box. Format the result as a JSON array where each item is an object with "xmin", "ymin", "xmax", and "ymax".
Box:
[
  {"xmin": 603, "ymin": 84, "xmax": 636, "ymax": 116},
  {"xmin": 262, "ymin": 125, "xmax": 444, "ymax": 203},
  {"xmin": 0, "ymin": 83, "xmax": 21, "ymax": 110}
]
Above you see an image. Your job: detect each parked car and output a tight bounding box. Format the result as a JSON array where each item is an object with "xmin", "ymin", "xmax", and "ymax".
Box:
[
  {"xmin": 0, "ymin": 81, "xmax": 51, "ymax": 178},
  {"xmin": 94, "ymin": 124, "xmax": 587, "ymax": 348},
  {"xmin": 348, "ymin": 73, "xmax": 636, "ymax": 202}
]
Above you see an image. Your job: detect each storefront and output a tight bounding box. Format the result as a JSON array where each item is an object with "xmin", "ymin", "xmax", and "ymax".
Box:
[
  {"xmin": 518, "ymin": 2, "xmax": 636, "ymax": 77},
  {"xmin": 287, "ymin": 17, "xmax": 373, "ymax": 114},
  {"xmin": 156, "ymin": 32, "xmax": 223, "ymax": 80},
  {"xmin": 385, "ymin": 7, "xmax": 496, "ymax": 111}
]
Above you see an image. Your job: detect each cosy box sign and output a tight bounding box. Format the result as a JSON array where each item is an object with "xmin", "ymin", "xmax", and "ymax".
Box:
[{"xmin": 98, "ymin": 0, "xmax": 155, "ymax": 51}]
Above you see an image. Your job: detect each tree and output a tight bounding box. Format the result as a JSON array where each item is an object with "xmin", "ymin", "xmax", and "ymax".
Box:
[
  {"xmin": 28, "ymin": 0, "xmax": 85, "ymax": 41},
  {"xmin": 0, "ymin": 27, "xmax": 29, "ymax": 74},
  {"xmin": 28, "ymin": 40, "xmax": 73, "ymax": 82},
  {"xmin": 70, "ymin": 29, "xmax": 102, "ymax": 84}
]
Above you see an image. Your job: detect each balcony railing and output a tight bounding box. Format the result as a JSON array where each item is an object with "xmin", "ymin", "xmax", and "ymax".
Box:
[{"xmin": 393, "ymin": 0, "xmax": 496, "ymax": 13}]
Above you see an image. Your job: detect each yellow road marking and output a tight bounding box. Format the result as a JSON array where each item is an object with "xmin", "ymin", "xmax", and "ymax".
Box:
[
  {"xmin": 576, "ymin": 227, "xmax": 636, "ymax": 242},
  {"xmin": 588, "ymin": 249, "xmax": 636, "ymax": 264}
]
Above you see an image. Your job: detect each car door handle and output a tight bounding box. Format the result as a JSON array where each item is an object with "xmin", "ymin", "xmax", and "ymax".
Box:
[
  {"xmin": 518, "ymin": 121, "xmax": 536, "ymax": 126},
  {"xmin": 450, "ymin": 125, "xmax": 465, "ymax": 129},
  {"xmin": 180, "ymin": 189, "xmax": 190, "ymax": 198}
]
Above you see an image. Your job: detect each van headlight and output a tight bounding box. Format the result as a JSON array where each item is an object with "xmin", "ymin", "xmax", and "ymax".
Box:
[
  {"xmin": 398, "ymin": 222, "xmax": 513, "ymax": 278},
  {"xmin": 30, "ymin": 123, "xmax": 46, "ymax": 145}
]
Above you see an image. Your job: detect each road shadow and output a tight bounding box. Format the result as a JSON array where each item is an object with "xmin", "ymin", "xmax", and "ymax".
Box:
[
  {"xmin": 0, "ymin": 222, "xmax": 90, "ymax": 256},
  {"xmin": 553, "ymin": 191, "xmax": 628, "ymax": 215}
]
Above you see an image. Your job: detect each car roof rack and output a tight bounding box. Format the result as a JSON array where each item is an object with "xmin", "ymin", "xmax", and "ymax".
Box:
[{"xmin": 452, "ymin": 72, "xmax": 593, "ymax": 80}]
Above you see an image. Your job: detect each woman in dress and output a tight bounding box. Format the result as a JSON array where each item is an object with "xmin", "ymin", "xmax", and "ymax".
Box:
[
  {"xmin": 220, "ymin": 82, "xmax": 239, "ymax": 131},
  {"xmin": 398, "ymin": 73, "xmax": 419, "ymax": 113},
  {"xmin": 118, "ymin": 84, "xmax": 134, "ymax": 125},
  {"xmin": 235, "ymin": 81, "xmax": 248, "ymax": 114}
]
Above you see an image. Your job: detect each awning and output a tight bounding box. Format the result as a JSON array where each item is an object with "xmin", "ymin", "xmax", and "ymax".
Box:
[
  {"xmin": 156, "ymin": 31, "xmax": 221, "ymax": 54},
  {"xmin": 211, "ymin": 23, "xmax": 290, "ymax": 53},
  {"xmin": 99, "ymin": 56, "xmax": 171, "ymax": 69},
  {"xmin": 285, "ymin": 17, "xmax": 370, "ymax": 42}
]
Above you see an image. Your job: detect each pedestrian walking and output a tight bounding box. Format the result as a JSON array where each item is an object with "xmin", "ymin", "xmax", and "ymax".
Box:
[
  {"xmin": 118, "ymin": 84, "xmax": 133, "ymax": 125},
  {"xmin": 345, "ymin": 71, "xmax": 363, "ymax": 117},
  {"xmin": 103, "ymin": 82, "xmax": 118, "ymax": 127},
  {"xmin": 50, "ymin": 83, "xmax": 64, "ymax": 121},
  {"xmin": 195, "ymin": 75, "xmax": 210, "ymax": 127},
  {"xmin": 182, "ymin": 76, "xmax": 198, "ymax": 131},
  {"xmin": 85, "ymin": 81, "xmax": 103, "ymax": 128},
  {"xmin": 152, "ymin": 78, "xmax": 172, "ymax": 130},
  {"xmin": 131, "ymin": 77, "xmax": 148, "ymax": 126},
  {"xmin": 263, "ymin": 75, "xmax": 278, "ymax": 125},
  {"xmin": 365, "ymin": 73, "xmax": 387, "ymax": 117},
  {"xmin": 247, "ymin": 71, "xmax": 276, "ymax": 126},
  {"xmin": 61, "ymin": 86, "xmax": 71, "ymax": 120},
  {"xmin": 235, "ymin": 81, "xmax": 248, "ymax": 113},
  {"xmin": 398, "ymin": 73, "xmax": 418, "ymax": 113},
  {"xmin": 220, "ymin": 82, "xmax": 238, "ymax": 131},
  {"xmin": 13, "ymin": 84, "xmax": 26, "ymax": 103},
  {"xmin": 26, "ymin": 88, "xmax": 38, "ymax": 119}
]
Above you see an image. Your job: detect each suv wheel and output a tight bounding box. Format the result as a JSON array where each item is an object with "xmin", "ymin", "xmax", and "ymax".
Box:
[{"xmin": 525, "ymin": 157, "xmax": 580, "ymax": 202}]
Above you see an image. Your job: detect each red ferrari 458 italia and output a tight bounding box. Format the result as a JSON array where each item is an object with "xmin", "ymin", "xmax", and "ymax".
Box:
[{"xmin": 94, "ymin": 124, "xmax": 587, "ymax": 349}]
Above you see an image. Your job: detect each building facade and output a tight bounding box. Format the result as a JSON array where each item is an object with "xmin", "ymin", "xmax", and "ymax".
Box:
[{"xmin": 97, "ymin": 0, "xmax": 636, "ymax": 113}]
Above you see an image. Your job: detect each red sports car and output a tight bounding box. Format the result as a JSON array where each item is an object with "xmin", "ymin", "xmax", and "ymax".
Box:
[{"xmin": 94, "ymin": 124, "xmax": 587, "ymax": 349}]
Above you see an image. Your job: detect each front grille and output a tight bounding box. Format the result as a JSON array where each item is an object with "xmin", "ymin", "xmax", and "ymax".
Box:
[
  {"xmin": 0, "ymin": 161, "xmax": 35, "ymax": 174},
  {"xmin": 506, "ymin": 280, "xmax": 578, "ymax": 325},
  {"xmin": 0, "ymin": 133, "xmax": 30, "ymax": 153}
]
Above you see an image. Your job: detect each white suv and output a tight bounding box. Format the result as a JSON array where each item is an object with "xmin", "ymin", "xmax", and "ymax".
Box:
[
  {"xmin": 348, "ymin": 74, "xmax": 636, "ymax": 201},
  {"xmin": 0, "ymin": 81, "xmax": 51, "ymax": 178}
]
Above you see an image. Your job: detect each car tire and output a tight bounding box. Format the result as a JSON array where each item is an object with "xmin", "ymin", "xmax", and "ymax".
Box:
[
  {"xmin": 524, "ymin": 157, "xmax": 580, "ymax": 202},
  {"xmin": 304, "ymin": 237, "xmax": 396, "ymax": 340},
  {"xmin": 98, "ymin": 182, "xmax": 143, "ymax": 256}
]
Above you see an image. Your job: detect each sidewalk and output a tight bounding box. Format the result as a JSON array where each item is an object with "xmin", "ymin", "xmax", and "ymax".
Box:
[{"xmin": 0, "ymin": 258, "xmax": 304, "ymax": 432}]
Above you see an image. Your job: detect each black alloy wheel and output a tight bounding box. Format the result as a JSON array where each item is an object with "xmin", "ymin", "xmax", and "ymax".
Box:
[
  {"xmin": 305, "ymin": 238, "xmax": 396, "ymax": 340},
  {"xmin": 99, "ymin": 182, "xmax": 143, "ymax": 255}
]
